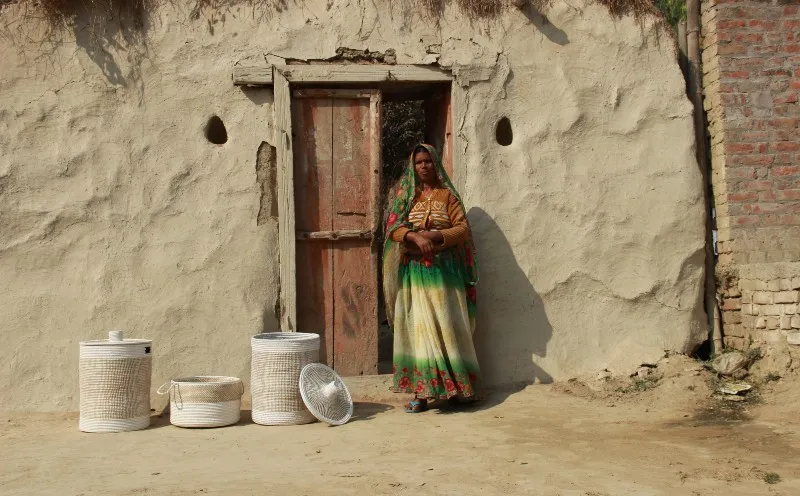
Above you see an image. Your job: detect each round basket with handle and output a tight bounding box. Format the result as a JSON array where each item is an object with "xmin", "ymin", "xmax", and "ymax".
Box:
[
  {"xmin": 251, "ymin": 332, "xmax": 320, "ymax": 426},
  {"xmin": 157, "ymin": 376, "xmax": 244, "ymax": 428},
  {"xmin": 79, "ymin": 330, "xmax": 152, "ymax": 433}
]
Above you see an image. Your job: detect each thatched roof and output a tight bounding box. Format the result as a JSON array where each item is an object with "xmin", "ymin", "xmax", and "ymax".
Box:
[{"xmin": 1, "ymin": 0, "xmax": 672, "ymax": 46}]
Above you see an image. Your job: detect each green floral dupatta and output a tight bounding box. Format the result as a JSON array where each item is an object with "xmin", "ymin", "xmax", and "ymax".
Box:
[{"xmin": 382, "ymin": 144, "xmax": 479, "ymax": 324}]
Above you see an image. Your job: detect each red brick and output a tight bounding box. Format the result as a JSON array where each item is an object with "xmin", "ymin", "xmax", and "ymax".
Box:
[
  {"xmin": 772, "ymin": 80, "xmax": 792, "ymax": 93},
  {"xmin": 788, "ymin": 45, "xmax": 800, "ymax": 54},
  {"xmin": 722, "ymin": 298, "xmax": 742, "ymax": 311},
  {"xmin": 717, "ymin": 31, "xmax": 733, "ymax": 43},
  {"xmin": 791, "ymin": 80, "xmax": 800, "ymax": 91},
  {"xmin": 754, "ymin": 45, "xmax": 780, "ymax": 54},
  {"xmin": 734, "ymin": 216, "xmax": 760, "ymax": 225},
  {"xmin": 773, "ymin": 166, "xmax": 800, "ymax": 177},
  {"xmin": 774, "ymin": 142, "xmax": 800, "ymax": 152},
  {"xmin": 721, "ymin": 20, "xmax": 748, "ymax": 29},
  {"xmin": 729, "ymin": 191, "xmax": 760, "ymax": 202},
  {"xmin": 728, "ymin": 203, "xmax": 748, "ymax": 215},
  {"xmin": 734, "ymin": 33, "xmax": 765, "ymax": 43},
  {"xmin": 785, "ymin": 21, "xmax": 800, "ymax": 30},
  {"xmin": 769, "ymin": 118, "xmax": 800, "ymax": 129},
  {"xmin": 776, "ymin": 179, "xmax": 800, "ymax": 190},
  {"xmin": 760, "ymin": 190, "xmax": 777, "ymax": 202},
  {"xmin": 779, "ymin": 214, "xmax": 800, "ymax": 225},
  {"xmin": 723, "ymin": 70, "xmax": 751, "ymax": 79},
  {"xmin": 739, "ymin": 180, "xmax": 774, "ymax": 191},
  {"xmin": 749, "ymin": 20, "xmax": 778, "ymax": 31},
  {"xmin": 768, "ymin": 32, "xmax": 786, "ymax": 44},
  {"xmin": 738, "ymin": 130, "xmax": 772, "ymax": 142},
  {"xmin": 719, "ymin": 43, "xmax": 748, "ymax": 55},
  {"xmin": 765, "ymin": 56, "xmax": 787, "ymax": 67},
  {"xmin": 726, "ymin": 143, "xmax": 755, "ymax": 154},
  {"xmin": 731, "ymin": 155, "xmax": 775, "ymax": 166},
  {"xmin": 776, "ymin": 129, "xmax": 800, "ymax": 141},
  {"xmin": 730, "ymin": 119, "xmax": 767, "ymax": 131},
  {"xmin": 727, "ymin": 167, "xmax": 756, "ymax": 180},
  {"xmin": 766, "ymin": 214, "xmax": 784, "ymax": 226},
  {"xmin": 752, "ymin": 203, "xmax": 786, "ymax": 214},
  {"xmin": 763, "ymin": 69, "xmax": 794, "ymax": 77},
  {"xmin": 777, "ymin": 190, "xmax": 800, "ymax": 201},
  {"xmin": 776, "ymin": 153, "xmax": 795, "ymax": 164},
  {"xmin": 786, "ymin": 6, "xmax": 799, "ymax": 16},
  {"xmin": 721, "ymin": 93, "xmax": 747, "ymax": 105},
  {"xmin": 727, "ymin": 58, "xmax": 765, "ymax": 71}
]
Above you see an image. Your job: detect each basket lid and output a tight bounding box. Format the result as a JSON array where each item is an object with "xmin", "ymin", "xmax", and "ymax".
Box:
[{"xmin": 299, "ymin": 363, "xmax": 353, "ymax": 426}]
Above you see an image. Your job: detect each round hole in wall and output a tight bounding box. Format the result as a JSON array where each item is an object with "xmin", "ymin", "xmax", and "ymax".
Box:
[
  {"xmin": 205, "ymin": 115, "xmax": 228, "ymax": 145},
  {"xmin": 495, "ymin": 116, "xmax": 513, "ymax": 146}
]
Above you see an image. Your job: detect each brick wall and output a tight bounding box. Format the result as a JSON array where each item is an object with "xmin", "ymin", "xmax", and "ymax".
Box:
[
  {"xmin": 726, "ymin": 262, "xmax": 800, "ymax": 348},
  {"xmin": 702, "ymin": 0, "xmax": 800, "ymax": 349}
]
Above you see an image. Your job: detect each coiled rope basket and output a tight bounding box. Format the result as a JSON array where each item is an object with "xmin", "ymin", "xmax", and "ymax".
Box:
[
  {"xmin": 79, "ymin": 330, "xmax": 152, "ymax": 433},
  {"xmin": 158, "ymin": 376, "xmax": 244, "ymax": 428},
  {"xmin": 251, "ymin": 332, "xmax": 320, "ymax": 425}
]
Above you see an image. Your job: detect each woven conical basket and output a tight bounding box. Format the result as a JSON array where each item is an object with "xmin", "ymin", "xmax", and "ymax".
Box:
[{"xmin": 251, "ymin": 332, "xmax": 320, "ymax": 425}]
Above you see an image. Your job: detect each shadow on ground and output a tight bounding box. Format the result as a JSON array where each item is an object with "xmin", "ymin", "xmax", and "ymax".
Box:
[{"xmin": 150, "ymin": 403, "xmax": 394, "ymax": 427}]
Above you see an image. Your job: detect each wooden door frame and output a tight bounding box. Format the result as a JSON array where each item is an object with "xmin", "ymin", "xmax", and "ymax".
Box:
[{"xmin": 260, "ymin": 64, "xmax": 457, "ymax": 331}]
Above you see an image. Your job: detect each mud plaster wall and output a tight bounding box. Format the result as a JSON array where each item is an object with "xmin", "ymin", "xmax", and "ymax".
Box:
[{"xmin": 0, "ymin": 0, "xmax": 707, "ymax": 411}]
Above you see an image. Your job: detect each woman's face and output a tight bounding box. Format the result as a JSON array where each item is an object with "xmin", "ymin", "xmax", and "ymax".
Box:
[{"xmin": 414, "ymin": 150, "xmax": 436, "ymax": 185}]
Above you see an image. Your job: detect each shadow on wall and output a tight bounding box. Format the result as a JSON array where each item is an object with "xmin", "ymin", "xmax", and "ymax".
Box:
[
  {"xmin": 468, "ymin": 207, "xmax": 553, "ymax": 393},
  {"xmin": 519, "ymin": 2, "xmax": 570, "ymax": 46}
]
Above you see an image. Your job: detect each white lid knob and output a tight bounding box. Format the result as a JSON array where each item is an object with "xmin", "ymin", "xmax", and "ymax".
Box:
[
  {"xmin": 108, "ymin": 330, "xmax": 124, "ymax": 342},
  {"xmin": 321, "ymin": 381, "xmax": 338, "ymax": 399}
]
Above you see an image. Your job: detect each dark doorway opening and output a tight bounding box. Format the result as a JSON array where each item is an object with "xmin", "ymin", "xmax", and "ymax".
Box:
[{"xmin": 377, "ymin": 86, "xmax": 451, "ymax": 374}]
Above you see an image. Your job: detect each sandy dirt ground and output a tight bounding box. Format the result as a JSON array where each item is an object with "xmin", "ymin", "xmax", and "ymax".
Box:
[{"xmin": 3, "ymin": 355, "xmax": 800, "ymax": 496}]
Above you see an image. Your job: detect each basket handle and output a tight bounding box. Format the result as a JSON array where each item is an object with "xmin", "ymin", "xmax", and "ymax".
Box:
[
  {"xmin": 157, "ymin": 381, "xmax": 184, "ymax": 410},
  {"xmin": 156, "ymin": 381, "xmax": 174, "ymax": 395}
]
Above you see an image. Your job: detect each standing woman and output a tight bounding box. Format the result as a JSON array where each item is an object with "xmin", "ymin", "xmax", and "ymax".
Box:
[{"xmin": 383, "ymin": 144, "xmax": 481, "ymax": 413}]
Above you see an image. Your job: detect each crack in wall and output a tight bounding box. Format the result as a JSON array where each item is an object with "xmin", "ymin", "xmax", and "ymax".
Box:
[{"xmin": 544, "ymin": 270, "xmax": 687, "ymax": 312}]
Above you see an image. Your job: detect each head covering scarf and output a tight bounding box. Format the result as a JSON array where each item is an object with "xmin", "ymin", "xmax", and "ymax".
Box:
[{"xmin": 382, "ymin": 144, "xmax": 478, "ymax": 324}]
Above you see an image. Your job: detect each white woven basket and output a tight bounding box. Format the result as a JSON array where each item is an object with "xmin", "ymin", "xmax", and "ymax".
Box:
[
  {"xmin": 158, "ymin": 376, "xmax": 243, "ymax": 428},
  {"xmin": 79, "ymin": 331, "xmax": 152, "ymax": 433},
  {"xmin": 251, "ymin": 332, "xmax": 320, "ymax": 426}
]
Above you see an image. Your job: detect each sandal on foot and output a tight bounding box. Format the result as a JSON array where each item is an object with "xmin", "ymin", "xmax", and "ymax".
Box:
[{"xmin": 405, "ymin": 399, "xmax": 428, "ymax": 413}]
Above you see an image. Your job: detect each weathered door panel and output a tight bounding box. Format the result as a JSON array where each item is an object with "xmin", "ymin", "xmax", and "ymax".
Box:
[
  {"xmin": 293, "ymin": 97, "xmax": 335, "ymax": 365},
  {"xmin": 292, "ymin": 89, "xmax": 381, "ymax": 376},
  {"xmin": 331, "ymin": 98, "xmax": 378, "ymax": 375}
]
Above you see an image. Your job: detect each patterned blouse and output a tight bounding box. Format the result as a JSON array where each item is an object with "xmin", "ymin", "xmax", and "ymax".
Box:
[{"xmin": 390, "ymin": 188, "xmax": 470, "ymax": 249}]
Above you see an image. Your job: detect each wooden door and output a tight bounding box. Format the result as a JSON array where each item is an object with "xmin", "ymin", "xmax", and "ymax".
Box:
[{"xmin": 292, "ymin": 89, "xmax": 382, "ymax": 376}]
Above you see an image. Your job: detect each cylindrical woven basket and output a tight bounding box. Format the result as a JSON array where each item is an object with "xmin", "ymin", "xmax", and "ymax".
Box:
[
  {"xmin": 79, "ymin": 331, "xmax": 152, "ymax": 433},
  {"xmin": 251, "ymin": 332, "xmax": 320, "ymax": 426},
  {"xmin": 158, "ymin": 376, "xmax": 243, "ymax": 428}
]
